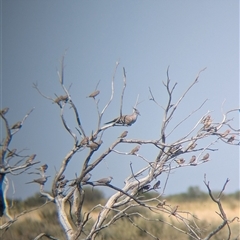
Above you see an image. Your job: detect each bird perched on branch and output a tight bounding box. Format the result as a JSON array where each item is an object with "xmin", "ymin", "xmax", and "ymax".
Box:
[
  {"xmin": 206, "ymin": 126, "xmax": 217, "ymax": 133},
  {"xmin": 204, "ymin": 120, "xmax": 212, "ymax": 129},
  {"xmin": 202, "ymin": 153, "xmax": 209, "ymax": 161},
  {"xmin": 87, "ymin": 140, "xmax": 103, "ymax": 151},
  {"xmin": 175, "ymin": 158, "xmax": 185, "ymax": 165},
  {"xmin": 6, "ymin": 149, "xmax": 17, "ymax": 158},
  {"xmin": 58, "ymin": 179, "xmax": 69, "ymax": 188},
  {"xmin": 170, "ymin": 144, "xmax": 182, "ymax": 154},
  {"xmin": 187, "ymin": 142, "xmax": 197, "ymax": 151},
  {"xmin": 25, "ymin": 154, "xmax": 37, "ymax": 165},
  {"xmin": 26, "ymin": 176, "xmax": 50, "ymax": 185},
  {"xmin": 201, "ymin": 115, "xmax": 211, "ymax": 124},
  {"xmin": 153, "ymin": 180, "xmax": 161, "ymax": 190},
  {"xmin": 11, "ymin": 121, "xmax": 22, "ymax": 130},
  {"xmin": 221, "ymin": 129, "xmax": 230, "ymax": 138},
  {"xmin": 189, "ymin": 155, "xmax": 196, "ymax": 165},
  {"xmin": 201, "ymin": 115, "xmax": 212, "ymax": 129},
  {"xmin": 54, "ymin": 95, "xmax": 68, "ymax": 104},
  {"xmin": 227, "ymin": 135, "xmax": 235, "ymax": 143},
  {"xmin": 130, "ymin": 145, "xmax": 140, "ymax": 155},
  {"xmin": 80, "ymin": 137, "xmax": 89, "ymax": 146},
  {"xmin": 138, "ymin": 184, "xmax": 151, "ymax": 194},
  {"xmin": 170, "ymin": 205, "xmax": 179, "ymax": 216},
  {"xmin": 0, "ymin": 107, "xmax": 9, "ymax": 116},
  {"xmin": 36, "ymin": 164, "xmax": 48, "ymax": 173},
  {"xmin": 119, "ymin": 131, "xmax": 128, "ymax": 139},
  {"xmin": 105, "ymin": 108, "xmax": 140, "ymax": 126},
  {"xmin": 87, "ymin": 90, "xmax": 100, "ymax": 98},
  {"xmin": 95, "ymin": 176, "xmax": 113, "ymax": 185}
]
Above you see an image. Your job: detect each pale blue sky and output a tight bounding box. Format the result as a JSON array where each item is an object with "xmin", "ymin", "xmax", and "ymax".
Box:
[{"xmin": 1, "ymin": 1, "xmax": 239, "ymax": 200}]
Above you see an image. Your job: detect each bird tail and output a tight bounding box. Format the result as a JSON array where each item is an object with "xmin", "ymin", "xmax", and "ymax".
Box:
[
  {"xmin": 104, "ymin": 120, "xmax": 114, "ymax": 124},
  {"xmin": 25, "ymin": 181, "xmax": 33, "ymax": 184},
  {"xmin": 104, "ymin": 117, "xmax": 120, "ymax": 125}
]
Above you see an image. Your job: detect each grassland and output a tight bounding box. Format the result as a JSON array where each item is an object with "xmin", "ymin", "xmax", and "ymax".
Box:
[{"xmin": 0, "ymin": 188, "xmax": 239, "ymax": 240}]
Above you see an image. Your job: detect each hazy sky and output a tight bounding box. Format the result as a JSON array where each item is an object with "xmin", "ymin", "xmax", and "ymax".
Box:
[{"xmin": 1, "ymin": 1, "xmax": 239, "ymax": 200}]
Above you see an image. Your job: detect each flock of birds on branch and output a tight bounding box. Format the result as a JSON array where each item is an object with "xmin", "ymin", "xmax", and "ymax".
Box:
[{"xmin": 0, "ymin": 90, "xmax": 238, "ymax": 194}]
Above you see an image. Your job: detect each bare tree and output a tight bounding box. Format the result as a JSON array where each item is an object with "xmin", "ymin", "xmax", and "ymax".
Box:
[{"xmin": 0, "ymin": 57, "xmax": 239, "ymax": 240}]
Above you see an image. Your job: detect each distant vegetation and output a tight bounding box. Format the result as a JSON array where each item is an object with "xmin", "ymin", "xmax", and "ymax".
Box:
[
  {"xmin": 167, "ymin": 186, "xmax": 240, "ymax": 201},
  {"xmin": 2, "ymin": 187, "xmax": 239, "ymax": 240}
]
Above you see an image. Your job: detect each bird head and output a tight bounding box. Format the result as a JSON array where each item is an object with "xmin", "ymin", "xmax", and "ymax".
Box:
[{"xmin": 133, "ymin": 108, "xmax": 141, "ymax": 116}]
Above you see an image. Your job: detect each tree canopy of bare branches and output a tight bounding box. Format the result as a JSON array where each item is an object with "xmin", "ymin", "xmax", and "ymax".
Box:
[{"xmin": 0, "ymin": 58, "xmax": 239, "ymax": 240}]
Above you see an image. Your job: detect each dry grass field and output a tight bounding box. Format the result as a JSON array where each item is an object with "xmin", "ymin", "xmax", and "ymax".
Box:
[{"xmin": 0, "ymin": 190, "xmax": 239, "ymax": 240}]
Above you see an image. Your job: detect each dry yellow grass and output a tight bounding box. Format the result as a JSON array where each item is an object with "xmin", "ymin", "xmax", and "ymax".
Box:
[
  {"xmin": 1, "ymin": 196, "xmax": 239, "ymax": 240},
  {"xmin": 12, "ymin": 198, "xmax": 239, "ymax": 229},
  {"xmin": 170, "ymin": 199, "xmax": 239, "ymax": 222}
]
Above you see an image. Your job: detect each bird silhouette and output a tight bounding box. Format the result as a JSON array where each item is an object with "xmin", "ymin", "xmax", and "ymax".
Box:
[
  {"xmin": 204, "ymin": 119, "xmax": 212, "ymax": 129},
  {"xmin": 87, "ymin": 140, "xmax": 103, "ymax": 151},
  {"xmin": 80, "ymin": 137, "xmax": 89, "ymax": 146},
  {"xmin": 175, "ymin": 158, "xmax": 185, "ymax": 165},
  {"xmin": 153, "ymin": 180, "xmax": 161, "ymax": 190},
  {"xmin": 221, "ymin": 129, "xmax": 230, "ymax": 138},
  {"xmin": 189, "ymin": 155, "xmax": 196, "ymax": 164},
  {"xmin": 119, "ymin": 131, "xmax": 128, "ymax": 138},
  {"xmin": 6, "ymin": 149, "xmax": 17, "ymax": 158},
  {"xmin": 187, "ymin": 142, "xmax": 197, "ymax": 151},
  {"xmin": 227, "ymin": 135, "xmax": 235, "ymax": 143},
  {"xmin": 138, "ymin": 184, "xmax": 151, "ymax": 194},
  {"xmin": 58, "ymin": 179, "xmax": 69, "ymax": 188},
  {"xmin": 95, "ymin": 176, "xmax": 113, "ymax": 184},
  {"xmin": 170, "ymin": 205, "xmax": 179, "ymax": 216},
  {"xmin": 202, "ymin": 115, "xmax": 211, "ymax": 124},
  {"xmin": 130, "ymin": 145, "xmax": 140, "ymax": 155},
  {"xmin": 54, "ymin": 95, "xmax": 68, "ymax": 104},
  {"xmin": 26, "ymin": 176, "xmax": 50, "ymax": 185},
  {"xmin": 36, "ymin": 164, "xmax": 48, "ymax": 173},
  {"xmin": 0, "ymin": 107, "xmax": 9, "ymax": 116},
  {"xmin": 87, "ymin": 90, "xmax": 100, "ymax": 98},
  {"xmin": 105, "ymin": 108, "xmax": 140, "ymax": 126},
  {"xmin": 26, "ymin": 154, "xmax": 37, "ymax": 165},
  {"xmin": 170, "ymin": 145, "xmax": 182, "ymax": 154},
  {"xmin": 11, "ymin": 121, "xmax": 22, "ymax": 130},
  {"xmin": 202, "ymin": 153, "xmax": 209, "ymax": 161}
]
